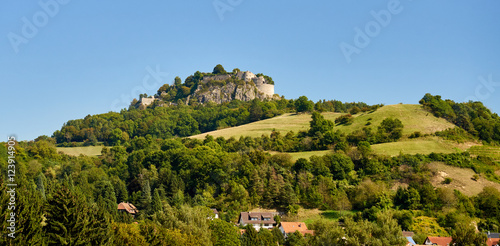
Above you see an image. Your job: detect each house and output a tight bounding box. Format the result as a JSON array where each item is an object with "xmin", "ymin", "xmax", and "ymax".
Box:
[
  {"xmin": 402, "ymin": 231, "xmax": 416, "ymax": 246},
  {"xmin": 239, "ymin": 212, "xmax": 276, "ymax": 231},
  {"xmin": 488, "ymin": 232, "xmax": 500, "ymax": 238},
  {"xmin": 423, "ymin": 236, "xmax": 452, "ymax": 246},
  {"xmin": 486, "ymin": 238, "xmax": 500, "ymax": 246},
  {"xmin": 279, "ymin": 222, "xmax": 314, "ymax": 238},
  {"xmin": 405, "ymin": 237, "xmax": 417, "ymax": 246},
  {"xmin": 211, "ymin": 208, "xmax": 219, "ymax": 219},
  {"xmin": 117, "ymin": 202, "xmax": 139, "ymax": 217}
]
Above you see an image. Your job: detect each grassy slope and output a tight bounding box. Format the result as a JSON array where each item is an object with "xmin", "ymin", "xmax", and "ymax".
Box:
[
  {"xmin": 191, "ymin": 104, "xmax": 461, "ymax": 159},
  {"xmin": 56, "ymin": 146, "xmax": 103, "ymax": 157},
  {"xmin": 191, "ymin": 104, "xmax": 455, "ymax": 140},
  {"xmin": 61, "ymin": 105, "xmax": 482, "ymax": 159},
  {"xmin": 273, "ymin": 137, "xmax": 467, "ymax": 161},
  {"xmin": 192, "ymin": 112, "xmax": 321, "ymax": 139},
  {"xmin": 428, "ymin": 162, "xmax": 500, "ymax": 196},
  {"xmin": 328, "ymin": 104, "xmax": 454, "ymax": 135},
  {"xmin": 469, "ymin": 145, "xmax": 500, "ymax": 161},
  {"xmin": 370, "ymin": 137, "xmax": 463, "ymax": 156}
]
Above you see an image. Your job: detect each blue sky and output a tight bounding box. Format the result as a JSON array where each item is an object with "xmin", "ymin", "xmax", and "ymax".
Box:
[{"xmin": 1, "ymin": 0, "xmax": 499, "ymax": 141}]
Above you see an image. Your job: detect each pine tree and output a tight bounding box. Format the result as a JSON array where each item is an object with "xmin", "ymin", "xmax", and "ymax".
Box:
[
  {"xmin": 0, "ymin": 180, "xmax": 44, "ymax": 246},
  {"xmin": 44, "ymin": 185, "xmax": 91, "ymax": 245},
  {"xmin": 241, "ymin": 225, "xmax": 260, "ymax": 246},
  {"xmin": 36, "ymin": 173, "xmax": 46, "ymax": 200},
  {"xmin": 140, "ymin": 180, "xmax": 152, "ymax": 211},
  {"xmin": 151, "ymin": 189, "xmax": 163, "ymax": 213},
  {"xmin": 86, "ymin": 203, "xmax": 113, "ymax": 245}
]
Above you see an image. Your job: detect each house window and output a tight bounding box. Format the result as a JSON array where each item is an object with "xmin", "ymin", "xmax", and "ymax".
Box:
[
  {"xmin": 251, "ymin": 218, "xmax": 258, "ymax": 221},
  {"xmin": 263, "ymin": 218, "xmax": 270, "ymax": 221},
  {"xmin": 264, "ymin": 224, "xmax": 269, "ymax": 227}
]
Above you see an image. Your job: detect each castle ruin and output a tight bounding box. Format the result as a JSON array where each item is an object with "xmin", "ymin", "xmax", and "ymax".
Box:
[{"xmin": 201, "ymin": 71, "xmax": 275, "ymax": 98}]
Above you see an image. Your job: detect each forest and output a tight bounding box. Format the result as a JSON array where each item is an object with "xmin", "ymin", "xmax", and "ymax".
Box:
[{"xmin": 1, "ymin": 93, "xmax": 500, "ymax": 245}]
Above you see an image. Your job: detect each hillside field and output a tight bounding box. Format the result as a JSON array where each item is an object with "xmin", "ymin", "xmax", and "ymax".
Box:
[
  {"xmin": 56, "ymin": 146, "xmax": 103, "ymax": 157},
  {"xmin": 191, "ymin": 104, "xmax": 455, "ymax": 139}
]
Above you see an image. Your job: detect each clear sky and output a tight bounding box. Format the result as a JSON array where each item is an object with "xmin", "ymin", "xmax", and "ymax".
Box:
[{"xmin": 1, "ymin": 0, "xmax": 499, "ymax": 141}]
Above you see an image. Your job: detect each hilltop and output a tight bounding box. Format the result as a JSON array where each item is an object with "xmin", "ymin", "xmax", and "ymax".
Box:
[{"xmin": 133, "ymin": 64, "xmax": 278, "ymax": 108}]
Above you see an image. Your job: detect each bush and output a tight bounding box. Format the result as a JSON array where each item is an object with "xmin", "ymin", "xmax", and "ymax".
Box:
[
  {"xmin": 349, "ymin": 106, "xmax": 361, "ymax": 115},
  {"xmin": 212, "ymin": 64, "xmax": 227, "ymax": 74},
  {"xmin": 335, "ymin": 114, "xmax": 354, "ymax": 125},
  {"xmin": 375, "ymin": 118, "xmax": 404, "ymax": 143},
  {"xmin": 442, "ymin": 177, "xmax": 452, "ymax": 184},
  {"xmin": 409, "ymin": 131, "xmax": 422, "ymax": 139}
]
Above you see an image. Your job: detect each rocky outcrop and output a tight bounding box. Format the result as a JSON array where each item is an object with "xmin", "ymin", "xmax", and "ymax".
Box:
[
  {"xmin": 192, "ymin": 81, "xmax": 271, "ymax": 104},
  {"xmin": 190, "ymin": 71, "xmax": 277, "ymax": 104}
]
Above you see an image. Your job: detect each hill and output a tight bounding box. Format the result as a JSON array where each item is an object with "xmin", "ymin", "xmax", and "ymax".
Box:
[
  {"xmin": 191, "ymin": 104, "xmax": 456, "ymax": 139},
  {"xmin": 135, "ymin": 65, "xmax": 277, "ymax": 108}
]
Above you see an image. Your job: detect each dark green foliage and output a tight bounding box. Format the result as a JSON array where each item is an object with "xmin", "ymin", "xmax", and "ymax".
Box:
[
  {"xmin": 394, "ymin": 186, "xmax": 421, "ymax": 210},
  {"xmin": 10, "ymin": 92, "xmax": 500, "ymax": 245},
  {"xmin": 213, "ymin": 64, "xmax": 227, "ymax": 75},
  {"xmin": 286, "ymin": 231, "xmax": 307, "ymax": 246},
  {"xmin": 295, "ymin": 96, "xmax": 314, "ymax": 113},
  {"xmin": 325, "ymin": 153, "xmax": 354, "ymax": 180},
  {"xmin": 44, "ymin": 184, "xmax": 112, "ymax": 245},
  {"xmin": 309, "ymin": 112, "xmax": 334, "ymax": 136},
  {"xmin": 409, "ymin": 131, "xmax": 422, "ymax": 139},
  {"xmin": 377, "ymin": 117, "xmax": 404, "ymax": 142},
  {"xmin": 209, "ymin": 219, "xmax": 241, "ymax": 246},
  {"xmin": 349, "ymin": 106, "xmax": 361, "ymax": 115},
  {"xmin": 442, "ymin": 177, "xmax": 453, "ymax": 184},
  {"xmin": 241, "ymin": 225, "xmax": 260, "ymax": 246},
  {"xmin": 0, "ymin": 180, "xmax": 44, "ymax": 246},
  {"xmin": 335, "ymin": 114, "xmax": 353, "ymax": 125},
  {"xmin": 151, "ymin": 189, "xmax": 163, "ymax": 213},
  {"xmin": 451, "ymin": 222, "xmax": 487, "ymax": 246},
  {"xmin": 435, "ymin": 127, "xmax": 473, "ymax": 142},
  {"xmin": 272, "ymin": 226, "xmax": 285, "ymax": 245},
  {"xmin": 258, "ymin": 228, "xmax": 276, "ymax": 245},
  {"xmin": 420, "ymin": 93, "xmax": 500, "ymax": 143}
]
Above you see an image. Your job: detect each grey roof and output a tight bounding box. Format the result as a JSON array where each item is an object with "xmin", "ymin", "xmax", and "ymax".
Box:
[{"xmin": 239, "ymin": 212, "xmax": 276, "ymax": 225}]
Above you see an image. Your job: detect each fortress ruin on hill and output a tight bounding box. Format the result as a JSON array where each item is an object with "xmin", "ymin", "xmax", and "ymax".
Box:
[
  {"xmin": 138, "ymin": 70, "xmax": 276, "ymax": 107},
  {"xmin": 200, "ymin": 71, "xmax": 275, "ymax": 97}
]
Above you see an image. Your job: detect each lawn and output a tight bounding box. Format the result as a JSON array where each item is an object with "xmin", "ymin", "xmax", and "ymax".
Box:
[
  {"xmin": 370, "ymin": 137, "xmax": 462, "ymax": 156},
  {"xmin": 56, "ymin": 146, "xmax": 103, "ymax": 157},
  {"xmin": 268, "ymin": 150, "xmax": 332, "ymax": 161},
  {"xmin": 284, "ymin": 209, "xmax": 355, "ymax": 227}
]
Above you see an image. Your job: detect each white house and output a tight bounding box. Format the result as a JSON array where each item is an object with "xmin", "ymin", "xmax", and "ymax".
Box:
[{"xmin": 238, "ymin": 212, "xmax": 276, "ymax": 231}]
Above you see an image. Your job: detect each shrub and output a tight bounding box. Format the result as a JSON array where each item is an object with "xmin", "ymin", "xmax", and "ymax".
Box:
[
  {"xmin": 335, "ymin": 114, "xmax": 354, "ymax": 125},
  {"xmin": 409, "ymin": 131, "xmax": 422, "ymax": 139},
  {"xmin": 349, "ymin": 106, "xmax": 361, "ymax": 115},
  {"xmin": 442, "ymin": 177, "xmax": 452, "ymax": 184}
]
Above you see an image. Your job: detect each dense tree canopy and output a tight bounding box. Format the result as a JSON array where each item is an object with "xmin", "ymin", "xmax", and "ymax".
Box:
[{"xmin": 1, "ymin": 93, "xmax": 499, "ymax": 245}]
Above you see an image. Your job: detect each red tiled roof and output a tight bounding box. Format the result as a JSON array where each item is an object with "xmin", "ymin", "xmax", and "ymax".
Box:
[
  {"xmin": 299, "ymin": 230, "xmax": 315, "ymax": 236},
  {"xmin": 486, "ymin": 238, "xmax": 500, "ymax": 246},
  {"xmin": 426, "ymin": 237, "xmax": 452, "ymax": 246},
  {"xmin": 280, "ymin": 222, "xmax": 309, "ymax": 234},
  {"xmin": 117, "ymin": 202, "xmax": 138, "ymax": 214}
]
